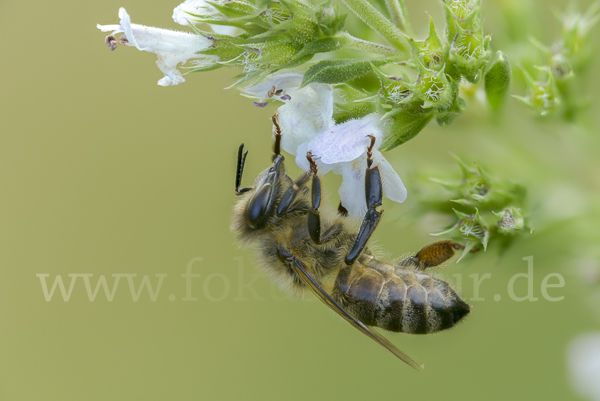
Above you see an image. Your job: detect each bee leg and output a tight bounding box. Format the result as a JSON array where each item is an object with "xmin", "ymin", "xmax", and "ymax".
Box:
[
  {"xmin": 277, "ymin": 172, "xmax": 310, "ymax": 216},
  {"xmin": 235, "ymin": 143, "xmax": 252, "ymax": 196},
  {"xmin": 399, "ymin": 240, "xmax": 465, "ymax": 270},
  {"xmin": 345, "ymin": 136, "xmax": 383, "ymax": 265},
  {"xmin": 271, "ymin": 114, "xmax": 282, "ymax": 161},
  {"xmin": 306, "ymin": 152, "xmax": 343, "ymax": 244}
]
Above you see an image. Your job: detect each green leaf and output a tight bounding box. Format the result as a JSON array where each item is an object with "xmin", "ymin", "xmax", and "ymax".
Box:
[
  {"xmin": 301, "ymin": 56, "xmax": 401, "ymax": 86},
  {"xmin": 484, "ymin": 51, "xmax": 512, "ymax": 111},
  {"xmin": 338, "ymin": 0, "xmax": 408, "ymax": 51},
  {"xmin": 291, "ymin": 36, "xmax": 349, "ymax": 61},
  {"xmin": 206, "ymin": 0, "xmax": 257, "ymax": 18}
]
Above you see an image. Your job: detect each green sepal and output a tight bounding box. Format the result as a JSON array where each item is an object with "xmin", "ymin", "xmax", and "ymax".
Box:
[
  {"xmin": 333, "ymin": 101, "xmax": 377, "ymax": 123},
  {"xmin": 433, "ymin": 75, "xmax": 463, "ymax": 126},
  {"xmin": 484, "ymin": 51, "xmax": 512, "ymax": 112},
  {"xmin": 189, "ymin": 62, "xmax": 224, "ymax": 73},
  {"xmin": 435, "ymin": 96, "xmax": 465, "ymax": 126},
  {"xmin": 380, "ymin": 110, "xmax": 434, "ymax": 151}
]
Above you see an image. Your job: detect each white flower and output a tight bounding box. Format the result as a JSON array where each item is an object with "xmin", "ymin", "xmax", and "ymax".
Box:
[
  {"xmin": 253, "ymin": 73, "xmax": 407, "ymax": 218},
  {"xmin": 568, "ymin": 333, "xmax": 600, "ymax": 401},
  {"xmin": 97, "ymin": 8, "xmax": 217, "ymax": 86},
  {"xmin": 243, "ymin": 72, "xmax": 304, "ymax": 103},
  {"xmin": 173, "ymin": 0, "xmax": 241, "ymax": 36}
]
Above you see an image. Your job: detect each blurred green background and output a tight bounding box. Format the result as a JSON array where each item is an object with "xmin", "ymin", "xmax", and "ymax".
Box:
[{"xmin": 1, "ymin": 0, "xmax": 599, "ymax": 400}]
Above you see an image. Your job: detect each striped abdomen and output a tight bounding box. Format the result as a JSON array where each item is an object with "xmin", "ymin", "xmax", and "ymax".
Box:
[{"xmin": 332, "ymin": 255, "xmax": 470, "ymax": 334}]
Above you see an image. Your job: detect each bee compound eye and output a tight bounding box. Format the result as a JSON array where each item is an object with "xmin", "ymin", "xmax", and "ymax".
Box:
[{"xmin": 246, "ymin": 183, "xmax": 273, "ymax": 229}]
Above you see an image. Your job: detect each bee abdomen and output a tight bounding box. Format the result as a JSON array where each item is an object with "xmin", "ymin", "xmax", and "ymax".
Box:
[{"xmin": 333, "ymin": 260, "xmax": 470, "ymax": 334}]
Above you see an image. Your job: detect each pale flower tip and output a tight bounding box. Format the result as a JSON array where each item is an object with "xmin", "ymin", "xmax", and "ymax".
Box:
[
  {"xmin": 157, "ymin": 77, "xmax": 172, "ymax": 86},
  {"xmin": 97, "ymin": 23, "xmax": 120, "ymax": 33},
  {"xmin": 118, "ymin": 7, "xmax": 128, "ymax": 20},
  {"xmin": 173, "ymin": 0, "xmax": 207, "ymax": 25},
  {"xmin": 157, "ymin": 74, "xmax": 186, "ymax": 86},
  {"xmin": 568, "ymin": 333, "xmax": 600, "ymax": 400}
]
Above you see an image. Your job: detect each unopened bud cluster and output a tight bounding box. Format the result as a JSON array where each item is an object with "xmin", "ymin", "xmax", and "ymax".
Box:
[
  {"xmin": 191, "ymin": 0, "xmax": 348, "ymax": 85},
  {"xmin": 515, "ymin": 3, "xmax": 599, "ymax": 119},
  {"xmin": 423, "ymin": 156, "xmax": 529, "ymax": 260}
]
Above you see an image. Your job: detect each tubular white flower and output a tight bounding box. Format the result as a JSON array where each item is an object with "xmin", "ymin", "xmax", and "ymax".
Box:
[
  {"xmin": 568, "ymin": 333, "xmax": 600, "ymax": 401},
  {"xmin": 97, "ymin": 8, "xmax": 217, "ymax": 86},
  {"xmin": 264, "ymin": 74, "xmax": 406, "ymax": 218},
  {"xmin": 173, "ymin": 0, "xmax": 240, "ymax": 36}
]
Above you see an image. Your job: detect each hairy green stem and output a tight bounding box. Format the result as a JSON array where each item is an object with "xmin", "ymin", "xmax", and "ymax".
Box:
[
  {"xmin": 384, "ymin": 0, "xmax": 412, "ymax": 35},
  {"xmin": 340, "ymin": 32, "xmax": 399, "ymax": 55},
  {"xmin": 339, "ymin": 0, "xmax": 408, "ymax": 51}
]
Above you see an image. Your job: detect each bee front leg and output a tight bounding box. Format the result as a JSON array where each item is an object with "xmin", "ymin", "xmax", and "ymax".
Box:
[
  {"xmin": 271, "ymin": 114, "xmax": 282, "ymax": 161},
  {"xmin": 276, "ymin": 172, "xmax": 310, "ymax": 216},
  {"xmin": 345, "ymin": 136, "xmax": 383, "ymax": 265},
  {"xmin": 306, "ymin": 152, "xmax": 342, "ymax": 244}
]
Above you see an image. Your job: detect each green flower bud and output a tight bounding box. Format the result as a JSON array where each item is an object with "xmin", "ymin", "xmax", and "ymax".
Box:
[
  {"xmin": 406, "ymin": 16, "xmax": 446, "ymax": 70},
  {"xmin": 278, "ymin": 1, "xmax": 320, "ymax": 47},
  {"xmin": 372, "ymin": 67, "xmax": 415, "ymax": 109},
  {"xmin": 484, "ymin": 51, "xmax": 512, "ymax": 111},
  {"xmin": 494, "ymin": 207, "xmax": 525, "ymax": 235},
  {"xmin": 415, "ymin": 63, "xmax": 454, "ymax": 109},
  {"xmin": 448, "ymin": 25, "xmax": 491, "ymax": 83},
  {"xmin": 514, "ymin": 67, "xmax": 560, "ymax": 117},
  {"xmin": 443, "ymin": 0, "xmax": 482, "ymax": 42},
  {"xmin": 558, "ymin": 2, "xmax": 600, "ymax": 71},
  {"xmin": 316, "ymin": 1, "xmax": 347, "ymax": 36}
]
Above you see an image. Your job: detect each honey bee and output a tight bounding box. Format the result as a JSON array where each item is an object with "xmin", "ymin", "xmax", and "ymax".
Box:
[{"xmin": 231, "ymin": 116, "xmax": 470, "ymax": 369}]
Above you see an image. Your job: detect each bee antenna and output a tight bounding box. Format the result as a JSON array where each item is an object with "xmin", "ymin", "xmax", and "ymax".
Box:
[{"xmin": 235, "ymin": 143, "xmax": 251, "ymax": 196}]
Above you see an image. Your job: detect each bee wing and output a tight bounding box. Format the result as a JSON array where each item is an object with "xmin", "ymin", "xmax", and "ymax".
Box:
[{"xmin": 287, "ymin": 255, "xmax": 423, "ymax": 370}]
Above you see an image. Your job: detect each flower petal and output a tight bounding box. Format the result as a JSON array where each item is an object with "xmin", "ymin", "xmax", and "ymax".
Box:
[
  {"xmin": 277, "ymin": 83, "xmax": 335, "ymax": 157},
  {"xmin": 335, "ymin": 160, "xmax": 367, "ymax": 219},
  {"xmin": 307, "ymin": 113, "xmax": 384, "ymax": 165},
  {"xmin": 329, "ymin": 152, "xmax": 405, "ymax": 219},
  {"xmin": 375, "ymin": 151, "xmax": 407, "ymax": 203},
  {"xmin": 173, "ymin": 0, "xmax": 240, "ymax": 36}
]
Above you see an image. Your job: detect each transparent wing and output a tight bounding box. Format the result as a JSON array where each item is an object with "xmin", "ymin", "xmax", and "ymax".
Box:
[{"xmin": 287, "ymin": 254, "xmax": 423, "ymax": 370}]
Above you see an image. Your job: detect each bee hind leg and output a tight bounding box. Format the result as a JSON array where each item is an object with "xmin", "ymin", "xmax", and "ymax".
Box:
[
  {"xmin": 344, "ymin": 135, "xmax": 383, "ymax": 265},
  {"xmin": 399, "ymin": 240, "xmax": 465, "ymax": 270}
]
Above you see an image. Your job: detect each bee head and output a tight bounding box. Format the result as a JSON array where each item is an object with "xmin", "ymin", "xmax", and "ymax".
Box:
[
  {"xmin": 244, "ymin": 154, "xmax": 286, "ymax": 230},
  {"xmin": 233, "ymin": 116, "xmax": 291, "ymax": 235}
]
